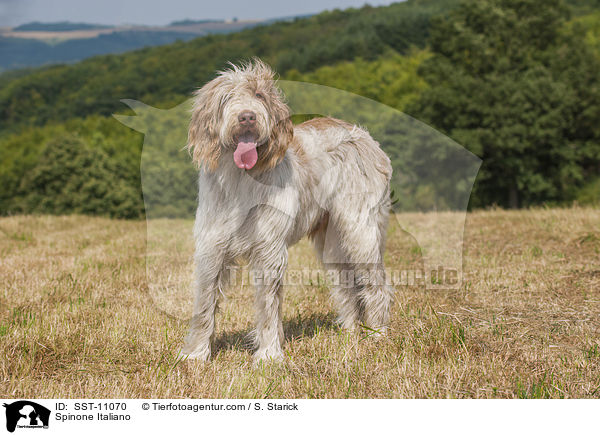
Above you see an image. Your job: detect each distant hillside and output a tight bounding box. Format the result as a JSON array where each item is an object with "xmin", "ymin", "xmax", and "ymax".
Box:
[
  {"xmin": 13, "ymin": 21, "xmax": 112, "ymax": 31},
  {"xmin": 168, "ymin": 19, "xmax": 224, "ymax": 26},
  {"xmin": 0, "ymin": 19, "xmax": 265, "ymax": 71},
  {"xmin": 0, "ymin": 31, "xmax": 200, "ymax": 71}
]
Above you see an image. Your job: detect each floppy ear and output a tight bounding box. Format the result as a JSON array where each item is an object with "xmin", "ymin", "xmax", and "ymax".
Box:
[
  {"xmin": 256, "ymin": 96, "xmax": 294, "ymax": 171},
  {"xmin": 187, "ymin": 76, "xmax": 227, "ymax": 170}
]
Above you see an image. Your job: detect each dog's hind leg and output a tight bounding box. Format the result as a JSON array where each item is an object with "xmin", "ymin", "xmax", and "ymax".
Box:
[
  {"xmin": 313, "ymin": 220, "xmax": 362, "ymax": 331},
  {"xmin": 322, "ymin": 202, "xmax": 394, "ymax": 335},
  {"xmin": 181, "ymin": 254, "xmax": 230, "ymax": 361},
  {"xmin": 357, "ymin": 204, "xmax": 394, "ymax": 335}
]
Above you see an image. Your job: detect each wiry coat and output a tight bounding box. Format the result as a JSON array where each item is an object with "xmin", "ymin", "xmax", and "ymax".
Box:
[{"xmin": 183, "ymin": 60, "xmax": 394, "ymax": 362}]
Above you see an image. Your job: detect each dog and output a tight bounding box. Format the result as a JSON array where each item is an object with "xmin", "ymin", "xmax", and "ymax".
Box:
[{"xmin": 182, "ymin": 59, "xmax": 394, "ymax": 362}]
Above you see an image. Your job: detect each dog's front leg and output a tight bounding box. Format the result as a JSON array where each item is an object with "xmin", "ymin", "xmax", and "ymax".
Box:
[
  {"xmin": 252, "ymin": 249, "xmax": 287, "ymax": 364},
  {"xmin": 181, "ymin": 252, "xmax": 228, "ymax": 361}
]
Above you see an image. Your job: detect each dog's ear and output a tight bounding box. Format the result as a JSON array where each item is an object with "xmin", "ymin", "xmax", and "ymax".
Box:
[
  {"xmin": 188, "ymin": 76, "xmax": 226, "ymax": 170},
  {"xmin": 256, "ymin": 96, "xmax": 294, "ymax": 171}
]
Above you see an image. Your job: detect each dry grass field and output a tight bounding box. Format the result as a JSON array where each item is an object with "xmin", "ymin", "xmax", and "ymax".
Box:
[{"xmin": 1, "ymin": 208, "xmax": 599, "ymax": 398}]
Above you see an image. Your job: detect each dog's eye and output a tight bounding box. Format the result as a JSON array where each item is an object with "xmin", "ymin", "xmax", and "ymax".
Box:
[{"xmin": 255, "ymin": 92, "xmax": 266, "ymax": 100}]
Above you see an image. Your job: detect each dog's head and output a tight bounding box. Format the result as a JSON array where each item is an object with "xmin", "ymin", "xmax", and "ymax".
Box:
[{"xmin": 188, "ymin": 58, "xmax": 293, "ymax": 172}]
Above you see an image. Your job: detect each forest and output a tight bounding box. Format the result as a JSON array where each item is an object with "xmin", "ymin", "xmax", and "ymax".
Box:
[{"xmin": 0, "ymin": 0, "xmax": 599, "ymax": 218}]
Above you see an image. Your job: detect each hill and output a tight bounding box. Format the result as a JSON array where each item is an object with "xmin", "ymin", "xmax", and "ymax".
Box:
[
  {"xmin": 0, "ymin": 0, "xmax": 459, "ymax": 130},
  {"xmin": 0, "ymin": 31, "xmax": 200, "ymax": 72},
  {"xmin": 0, "ymin": 18, "xmax": 266, "ymax": 71},
  {"xmin": 0, "ymin": 0, "xmax": 462, "ymax": 219},
  {"xmin": 0, "ymin": 0, "xmax": 598, "ymax": 218},
  {"xmin": 13, "ymin": 21, "xmax": 112, "ymax": 32}
]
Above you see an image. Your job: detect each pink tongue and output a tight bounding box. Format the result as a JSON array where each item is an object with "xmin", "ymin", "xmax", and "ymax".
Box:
[{"xmin": 233, "ymin": 141, "xmax": 258, "ymax": 170}]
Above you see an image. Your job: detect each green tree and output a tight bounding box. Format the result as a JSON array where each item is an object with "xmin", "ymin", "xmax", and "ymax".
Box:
[
  {"xmin": 408, "ymin": 0, "xmax": 600, "ymax": 208},
  {"xmin": 15, "ymin": 135, "xmax": 144, "ymax": 218},
  {"xmin": 285, "ymin": 50, "xmax": 430, "ymax": 111}
]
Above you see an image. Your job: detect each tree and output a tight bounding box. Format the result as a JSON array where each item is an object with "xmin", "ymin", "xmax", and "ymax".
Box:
[
  {"xmin": 408, "ymin": 0, "xmax": 600, "ymax": 208},
  {"xmin": 15, "ymin": 135, "xmax": 144, "ymax": 218}
]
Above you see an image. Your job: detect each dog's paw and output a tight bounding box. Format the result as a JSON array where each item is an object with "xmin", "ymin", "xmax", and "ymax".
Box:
[
  {"xmin": 178, "ymin": 346, "xmax": 211, "ymax": 362},
  {"xmin": 253, "ymin": 348, "xmax": 284, "ymax": 367},
  {"xmin": 359, "ymin": 324, "xmax": 387, "ymax": 340}
]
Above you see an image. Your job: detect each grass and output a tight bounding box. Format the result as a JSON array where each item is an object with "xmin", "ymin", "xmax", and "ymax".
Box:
[{"xmin": 0, "ymin": 207, "xmax": 599, "ymax": 398}]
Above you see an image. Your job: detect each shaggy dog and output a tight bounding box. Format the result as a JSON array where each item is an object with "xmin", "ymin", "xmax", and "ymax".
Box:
[{"xmin": 182, "ymin": 59, "xmax": 394, "ymax": 362}]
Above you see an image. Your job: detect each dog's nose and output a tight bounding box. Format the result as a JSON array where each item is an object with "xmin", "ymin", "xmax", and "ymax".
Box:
[{"xmin": 238, "ymin": 111, "xmax": 256, "ymax": 125}]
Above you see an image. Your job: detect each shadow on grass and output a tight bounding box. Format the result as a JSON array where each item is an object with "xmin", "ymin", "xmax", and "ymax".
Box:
[
  {"xmin": 213, "ymin": 311, "xmax": 337, "ymax": 354},
  {"xmin": 285, "ymin": 311, "xmax": 337, "ymax": 340}
]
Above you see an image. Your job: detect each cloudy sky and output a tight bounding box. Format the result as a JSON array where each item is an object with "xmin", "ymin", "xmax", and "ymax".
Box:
[{"xmin": 0, "ymin": 0, "xmax": 398, "ymax": 27}]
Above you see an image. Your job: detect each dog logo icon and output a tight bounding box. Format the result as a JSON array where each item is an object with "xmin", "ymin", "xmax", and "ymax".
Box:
[{"xmin": 3, "ymin": 401, "xmax": 50, "ymax": 433}]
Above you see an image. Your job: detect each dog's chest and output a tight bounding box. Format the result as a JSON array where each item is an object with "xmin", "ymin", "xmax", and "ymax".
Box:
[{"xmin": 196, "ymin": 162, "xmax": 303, "ymax": 254}]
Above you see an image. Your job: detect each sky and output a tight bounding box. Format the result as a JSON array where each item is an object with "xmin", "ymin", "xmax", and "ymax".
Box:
[{"xmin": 0, "ymin": 0, "xmax": 398, "ymax": 27}]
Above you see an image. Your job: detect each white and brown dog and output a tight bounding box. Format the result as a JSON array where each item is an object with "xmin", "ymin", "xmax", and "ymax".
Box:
[{"xmin": 182, "ymin": 59, "xmax": 394, "ymax": 362}]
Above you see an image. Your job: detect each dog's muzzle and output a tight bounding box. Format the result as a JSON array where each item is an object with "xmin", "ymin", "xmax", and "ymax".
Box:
[{"xmin": 234, "ymin": 111, "xmax": 259, "ymax": 170}]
